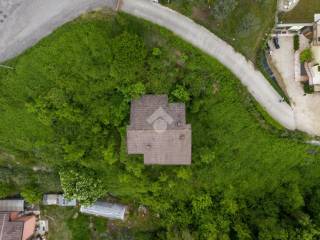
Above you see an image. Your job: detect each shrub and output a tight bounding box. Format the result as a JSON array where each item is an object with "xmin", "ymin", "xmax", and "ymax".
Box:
[
  {"xmin": 152, "ymin": 47, "xmax": 162, "ymax": 57},
  {"xmin": 60, "ymin": 165, "xmax": 106, "ymax": 206},
  {"xmin": 21, "ymin": 186, "xmax": 43, "ymax": 204},
  {"xmin": 294, "ymin": 35, "xmax": 299, "ymax": 51},
  {"xmin": 300, "ymin": 48, "xmax": 313, "ymax": 63},
  {"xmin": 171, "ymin": 85, "xmax": 190, "ymax": 102},
  {"xmin": 303, "ymin": 82, "xmax": 314, "ymax": 94}
]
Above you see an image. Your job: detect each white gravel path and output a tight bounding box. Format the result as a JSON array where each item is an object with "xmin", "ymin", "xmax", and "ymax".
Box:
[{"xmin": 0, "ymin": 0, "xmax": 299, "ymax": 132}]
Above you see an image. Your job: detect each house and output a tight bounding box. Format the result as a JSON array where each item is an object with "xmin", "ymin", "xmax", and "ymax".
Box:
[
  {"xmin": 285, "ymin": 14, "xmax": 320, "ymax": 91},
  {"xmin": 0, "ymin": 200, "xmax": 36, "ymax": 240},
  {"xmin": 42, "ymin": 194, "xmax": 76, "ymax": 206},
  {"xmin": 127, "ymin": 95, "xmax": 192, "ymax": 165},
  {"xmin": 80, "ymin": 201, "xmax": 127, "ymax": 220},
  {"xmin": 0, "ymin": 213, "xmax": 36, "ymax": 240}
]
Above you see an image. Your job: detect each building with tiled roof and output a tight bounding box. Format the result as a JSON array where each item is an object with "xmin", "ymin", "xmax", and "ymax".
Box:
[
  {"xmin": 127, "ymin": 95, "xmax": 191, "ymax": 165},
  {"xmin": 0, "ymin": 212, "xmax": 36, "ymax": 240}
]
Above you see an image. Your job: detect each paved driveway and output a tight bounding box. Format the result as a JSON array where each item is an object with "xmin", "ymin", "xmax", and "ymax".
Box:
[
  {"xmin": 271, "ymin": 35, "xmax": 320, "ymax": 135},
  {"xmin": 0, "ymin": 0, "xmax": 298, "ymax": 132}
]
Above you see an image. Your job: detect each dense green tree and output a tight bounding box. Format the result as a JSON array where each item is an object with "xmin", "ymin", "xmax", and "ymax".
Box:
[
  {"xmin": 0, "ymin": 182, "xmax": 11, "ymax": 199},
  {"xmin": 59, "ymin": 165, "xmax": 105, "ymax": 205},
  {"xmin": 21, "ymin": 185, "xmax": 43, "ymax": 204},
  {"xmin": 110, "ymin": 31, "xmax": 147, "ymax": 82}
]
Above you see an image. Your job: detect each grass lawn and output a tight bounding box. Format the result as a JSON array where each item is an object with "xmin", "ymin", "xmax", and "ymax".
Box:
[
  {"xmin": 280, "ymin": 0, "xmax": 320, "ymax": 23},
  {"xmin": 42, "ymin": 206, "xmax": 109, "ymax": 240},
  {"xmin": 1, "ymin": 10, "xmax": 320, "ymax": 238},
  {"xmin": 41, "ymin": 205, "xmax": 159, "ymax": 240},
  {"xmin": 160, "ymin": 0, "xmax": 277, "ymax": 62}
]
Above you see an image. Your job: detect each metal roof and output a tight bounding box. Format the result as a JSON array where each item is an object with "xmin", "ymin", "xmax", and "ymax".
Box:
[
  {"xmin": 80, "ymin": 201, "xmax": 127, "ymax": 220},
  {"xmin": 43, "ymin": 194, "xmax": 77, "ymax": 206},
  {"xmin": 0, "ymin": 200, "xmax": 24, "ymax": 212}
]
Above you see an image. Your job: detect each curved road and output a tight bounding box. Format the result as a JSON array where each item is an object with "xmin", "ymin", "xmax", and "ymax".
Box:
[{"xmin": 0, "ymin": 0, "xmax": 296, "ymax": 131}]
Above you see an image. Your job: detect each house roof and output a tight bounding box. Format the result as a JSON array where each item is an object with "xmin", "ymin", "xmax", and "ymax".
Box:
[
  {"xmin": 19, "ymin": 215, "xmax": 36, "ymax": 240},
  {"xmin": 80, "ymin": 201, "xmax": 127, "ymax": 220},
  {"xmin": 0, "ymin": 213, "xmax": 23, "ymax": 240},
  {"xmin": 0, "ymin": 213, "xmax": 36, "ymax": 240},
  {"xmin": 127, "ymin": 95, "xmax": 191, "ymax": 165},
  {"xmin": 0, "ymin": 200, "xmax": 24, "ymax": 212}
]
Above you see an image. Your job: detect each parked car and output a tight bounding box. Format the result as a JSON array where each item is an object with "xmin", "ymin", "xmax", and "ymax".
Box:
[{"xmin": 273, "ymin": 37, "xmax": 280, "ymax": 49}]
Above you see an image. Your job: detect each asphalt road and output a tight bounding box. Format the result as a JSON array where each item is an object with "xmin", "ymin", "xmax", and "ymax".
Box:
[
  {"xmin": 0, "ymin": 0, "xmax": 117, "ymax": 61},
  {"xmin": 0, "ymin": 0, "xmax": 297, "ymax": 132}
]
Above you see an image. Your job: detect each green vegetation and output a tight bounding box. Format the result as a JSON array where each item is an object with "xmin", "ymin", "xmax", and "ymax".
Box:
[
  {"xmin": 42, "ymin": 205, "xmax": 158, "ymax": 240},
  {"xmin": 60, "ymin": 165, "xmax": 106, "ymax": 205},
  {"xmin": 42, "ymin": 206, "xmax": 109, "ymax": 240},
  {"xmin": 21, "ymin": 184, "xmax": 43, "ymax": 203},
  {"xmin": 303, "ymin": 82, "xmax": 315, "ymax": 94},
  {"xmin": 2, "ymin": 11, "xmax": 320, "ymax": 239},
  {"xmin": 280, "ymin": 0, "xmax": 320, "ymax": 23},
  {"xmin": 294, "ymin": 34, "xmax": 300, "ymax": 51},
  {"xmin": 0, "ymin": 182, "xmax": 11, "ymax": 198},
  {"xmin": 300, "ymin": 48, "xmax": 313, "ymax": 62},
  {"xmin": 160, "ymin": 0, "xmax": 277, "ymax": 62}
]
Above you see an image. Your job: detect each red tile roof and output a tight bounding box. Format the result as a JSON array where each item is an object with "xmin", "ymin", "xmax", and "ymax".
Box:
[{"xmin": 0, "ymin": 213, "xmax": 36, "ymax": 240}]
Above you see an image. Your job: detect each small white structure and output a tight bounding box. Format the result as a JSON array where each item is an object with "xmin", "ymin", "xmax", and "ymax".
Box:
[
  {"xmin": 0, "ymin": 199, "xmax": 24, "ymax": 212},
  {"xmin": 36, "ymin": 220, "xmax": 49, "ymax": 236},
  {"xmin": 289, "ymin": 25, "xmax": 304, "ymax": 32},
  {"xmin": 310, "ymin": 65, "xmax": 320, "ymax": 84},
  {"xmin": 80, "ymin": 201, "xmax": 127, "ymax": 220},
  {"xmin": 43, "ymin": 194, "xmax": 76, "ymax": 207}
]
